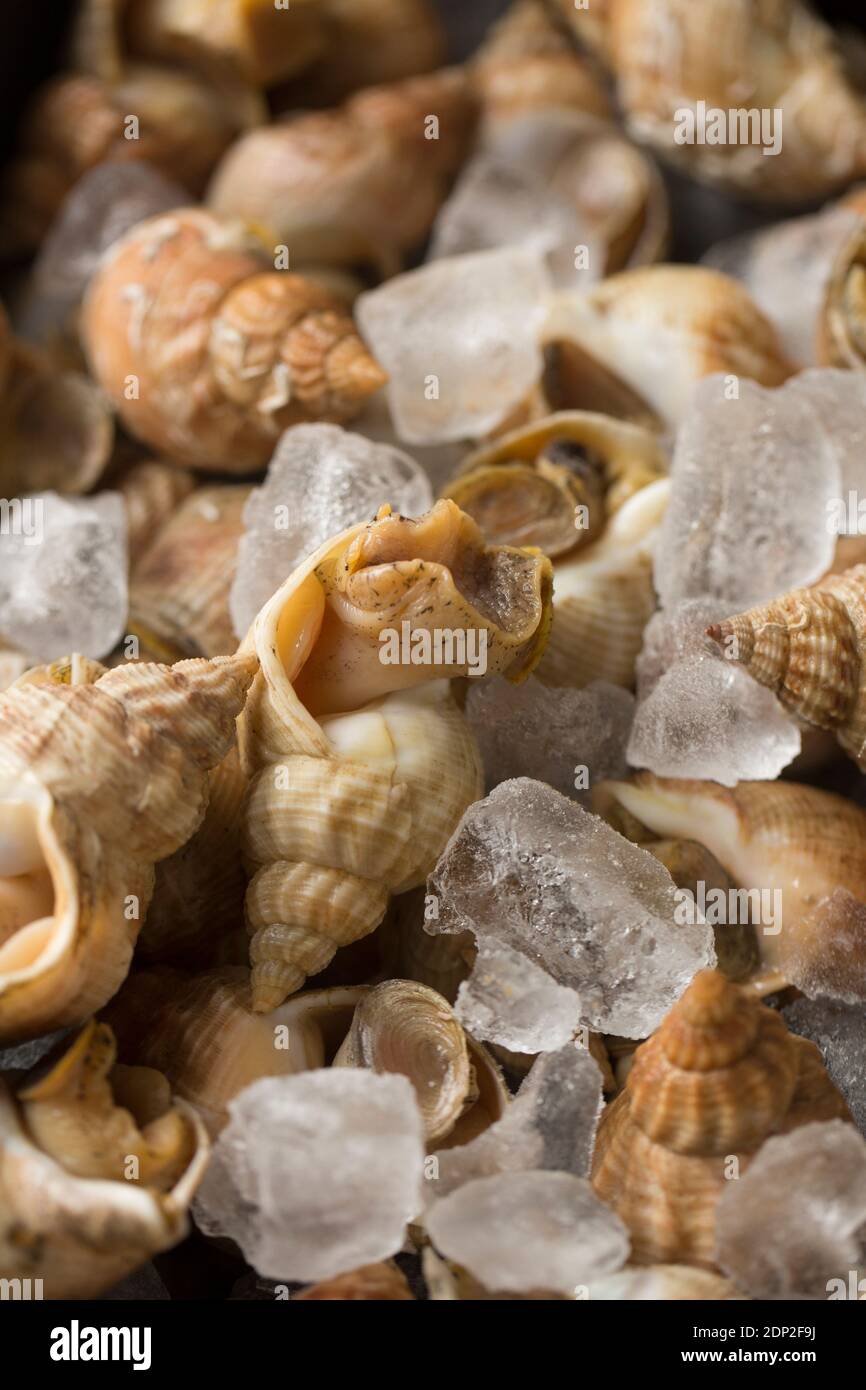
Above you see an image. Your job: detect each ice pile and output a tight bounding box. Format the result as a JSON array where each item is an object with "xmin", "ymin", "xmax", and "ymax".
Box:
[
  {"xmin": 427, "ymin": 779, "xmax": 715, "ymax": 1039},
  {"xmin": 427, "ymin": 1044, "xmax": 604, "ymax": 1202},
  {"xmin": 784, "ymin": 997, "xmax": 866, "ymax": 1133},
  {"xmin": 627, "ymin": 602, "xmax": 801, "ymax": 786},
  {"xmin": 0, "ymin": 491, "xmax": 127, "ymax": 662},
  {"xmin": 715, "ymin": 1121, "xmax": 866, "ymax": 1299},
  {"xmin": 229, "ymin": 424, "xmax": 432, "ymax": 637},
  {"xmin": 426, "ymin": 1171, "xmax": 629, "ymax": 1296},
  {"xmin": 194, "ymin": 1071, "xmax": 425, "ymax": 1282},
  {"xmin": 355, "ymin": 247, "xmax": 551, "ymax": 444},
  {"xmin": 629, "ymin": 371, "xmax": 866, "ymax": 783},
  {"xmin": 465, "ymin": 676, "xmax": 634, "ymax": 805}
]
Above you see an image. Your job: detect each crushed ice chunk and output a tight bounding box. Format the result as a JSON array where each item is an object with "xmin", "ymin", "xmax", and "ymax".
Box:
[
  {"xmin": 229, "ymin": 424, "xmax": 433, "ymax": 637},
  {"xmin": 356, "ymin": 247, "xmax": 551, "ymax": 444},
  {"xmin": 428, "ymin": 1044, "xmax": 603, "ymax": 1201},
  {"xmin": 465, "ymin": 676, "xmax": 634, "ymax": 805},
  {"xmin": 427, "ymin": 778, "xmax": 715, "ymax": 1038},
  {"xmin": 786, "ymin": 369, "xmax": 866, "ymax": 531},
  {"xmin": 426, "ymin": 1171, "xmax": 629, "ymax": 1295},
  {"xmin": 455, "ymin": 940, "xmax": 584, "ymax": 1052},
  {"xmin": 0, "ymin": 491, "xmax": 128, "ymax": 662},
  {"xmin": 715, "ymin": 1121, "xmax": 866, "ymax": 1299},
  {"xmin": 193, "ymin": 1071, "xmax": 424, "ymax": 1283},
  {"xmin": 654, "ymin": 376, "xmax": 839, "ymax": 611},
  {"xmin": 626, "ymin": 602, "xmax": 801, "ymax": 786},
  {"xmin": 778, "ymin": 890, "xmax": 866, "ymax": 1007},
  {"xmin": 784, "ymin": 996, "xmax": 866, "ymax": 1137}
]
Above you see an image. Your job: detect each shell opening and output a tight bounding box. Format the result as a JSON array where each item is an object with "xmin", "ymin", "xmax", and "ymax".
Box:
[{"xmin": 0, "ymin": 794, "xmax": 57, "ymax": 967}]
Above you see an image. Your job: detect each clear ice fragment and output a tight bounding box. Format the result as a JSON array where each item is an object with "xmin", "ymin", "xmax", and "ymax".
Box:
[
  {"xmin": 193, "ymin": 1071, "xmax": 424, "ymax": 1283},
  {"xmin": 355, "ymin": 247, "xmax": 551, "ymax": 444},
  {"xmin": 465, "ymin": 675, "xmax": 634, "ymax": 805},
  {"xmin": 715, "ymin": 1120, "xmax": 866, "ymax": 1299},
  {"xmin": 427, "ymin": 778, "xmax": 715, "ymax": 1038},
  {"xmin": 0, "ymin": 491, "xmax": 128, "ymax": 662},
  {"xmin": 425, "ymin": 1171, "xmax": 629, "ymax": 1295},
  {"xmin": 455, "ymin": 940, "xmax": 584, "ymax": 1052},
  {"xmin": 229, "ymin": 424, "xmax": 432, "ymax": 637},
  {"xmin": 626, "ymin": 602, "xmax": 800, "ymax": 786}
]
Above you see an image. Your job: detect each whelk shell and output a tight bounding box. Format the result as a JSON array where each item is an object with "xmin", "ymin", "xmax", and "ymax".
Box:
[
  {"xmin": 0, "ymin": 1019, "xmax": 209, "ymax": 1298},
  {"xmin": 542, "ymin": 266, "xmax": 791, "ymax": 430},
  {"xmin": 591, "ymin": 969, "xmax": 852, "ymax": 1268},
  {"xmin": 708, "ymin": 563, "xmax": 866, "ymax": 774},
  {"xmin": 0, "ymin": 651, "xmax": 257, "ymax": 1041},
  {"xmin": 595, "ymin": 771, "xmax": 866, "ymax": 997},
  {"xmin": 81, "ymin": 208, "xmax": 386, "ymax": 472},
  {"xmin": 237, "ymin": 498, "xmax": 553, "ymax": 1010},
  {"xmin": 296, "ymin": 1260, "xmax": 414, "ymax": 1300}
]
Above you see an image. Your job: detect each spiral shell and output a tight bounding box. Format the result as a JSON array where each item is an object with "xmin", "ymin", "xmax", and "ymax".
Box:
[
  {"xmin": 113, "ymin": 458, "xmax": 197, "ymax": 563},
  {"xmin": 207, "ymin": 67, "xmax": 476, "ymax": 279},
  {"xmin": 542, "ymin": 266, "xmax": 791, "ymax": 430},
  {"xmin": 0, "ymin": 650, "xmax": 257, "ymax": 1041},
  {"xmin": 594, "ymin": 772, "xmax": 866, "ymax": 997},
  {"xmin": 128, "ymin": 484, "xmax": 249, "ymax": 660},
  {"xmin": 81, "ymin": 208, "xmax": 386, "ymax": 472},
  {"xmin": 236, "ymin": 498, "xmax": 552, "ymax": 1010},
  {"xmin": 591, "ymin": 969, "xmax": 852, "ymax": 1268},
  {"xmin": 819, "ymin": 220, "xmax": 866, "ymax": 372},
  {"xmin": 0, "ymin": 1019, "xmax": 209, "ymax": 1298},
  {"xmin": 709, "ymin": 564, "xmax": 866, "ymax": 773}
]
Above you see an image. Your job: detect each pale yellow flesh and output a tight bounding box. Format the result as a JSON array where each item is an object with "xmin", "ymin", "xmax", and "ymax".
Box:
[{"xmin": 0, "ymin": 799, "xmax": 55, "ymax": 966}]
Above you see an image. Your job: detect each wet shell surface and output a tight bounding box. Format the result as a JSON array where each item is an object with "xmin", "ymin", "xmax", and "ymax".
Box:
[
  {"xmin": 709, "ymin": 563, "xmax": 866, "ymax": 773},
  {"xmin": 0, "ymin": 650, "xmax": 256, "ymax": 1041},
  {"xmin": 595, "ymin": 771, "xmax": 866, "ymax": 996},
  {"xmin": 542, "ymin": 266, "xmax": 791, "ymax": 429},
  {"xmin": 591, "ymin": 970, "xmax": 852, "ymax": 1268},
  {"xmin": 80, "ymin": 208, "xmax": 386, "ymax": 471},
  {"xmin": 236, "ymin": 498, "xmax": 553, "ymax": 1010},
  {"xmin": 0, "ymin": 1020, "xmax": 209, "ymax": 1298}
]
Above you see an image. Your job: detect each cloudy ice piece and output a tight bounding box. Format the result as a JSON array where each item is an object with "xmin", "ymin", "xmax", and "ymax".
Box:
[
  {"xmin": 19, "ymin": 163, "xmax": 185, "ymax": 346},
  {"xmin": 784, "ymin": 996, "xmax": 866, "ymax": 1137},
  {"xmin": 355, "ymin": 247, "xmax": 551, "ymax": 444},
  {"xmin": 455, "ymin": 941, "xmax": 584, "ymax": 1052},
  {"xmin": 465, "ymin": 676, "xmax": 634, "ymax": 805},
  {"xmin": 194, "ymin": 1070, "xmax": 424, "ymax": 1283},
  {"xmin": 786, "ymin": 369, "xmax": 866, "ymax": 531},
  {"xmin": 428, "ymin": 112, "xmax": 603, "ymax": 288},
  {"xmin": 0, "ymin": 491, "xmax": 127, "ymax": 662},
  {"xmin": 229, "ymin": 424, "xmax": 433, "ymax": 637},
  {"xmin": 427, "ymin": 778, "xmax": 715, "ymax": 1038},
  {"xmin": 715, "ymin": 1121, "xmax": 866, "ymax": 1299},
  {"xmin": 702, "ymin": 206, "xmax": 863, "ymax": 368},
  {"xmin": 428, "ymin": 1044, "xmax": 604, "ymax": 1202},
  {"xmin": 627, "ymin": 602, "xmax": 800, "ymax": 786},
  {"xmin": 426, "ymin": 1171, "xmax": 628, "ymax": 1295},
  {"xmin": 654, "ymin": 376, "xmax": 839, "ymax": 611},
  {"xmin": 778, "ymin": 890, "xmax": 866, "ymax": 1007}
]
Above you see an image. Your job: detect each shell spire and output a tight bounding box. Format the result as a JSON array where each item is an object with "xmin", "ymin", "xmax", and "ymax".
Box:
[
  {"xmin": 0, "ymin": 651, "xmax": 258, "ymax": 1041},
  {"xmin": 591, "ymin": 969, "xmax": 851, "ymax": 1268},
  {"xmin": 707, "ymin": 564, "xmax": 866, "ymax": 770}
]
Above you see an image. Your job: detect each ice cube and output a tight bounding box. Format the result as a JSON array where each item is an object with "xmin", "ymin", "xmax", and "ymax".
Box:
[
  {"xmin": 229, "ymin": 424, "xmax": 433, "ymax": 638},
  {"xmin": 783, "ymin": 996, "xmax": 866, "ymax": 1138},
  {"xmin": 355, "ymin": 247, "xmax": 551, "ymax": 444},
  {"xmin": 702, "ymin": 206, "xmax": 863, "ymax": 369},
  {"xmin": 426, "ymin": 778, "xmax": 715, "ymax": 1038},
  {"xmin": 715, "ymin": 1120, "xmax": 866, "ymax": 1299},
  {"xmin": 654, "ymin": 376, "xmax": 839, "ymax": 611},
  {"xmin": 193, "ymin": 1070, "xmax": 424, "ymax": 1283},
  {"xmin": 465, "ymin": 676, "xmax": 634, "ymax": 805},
  {"xmin": 0, "ymin": 491, "xmax": 128, "ymax": 662},
  {"xmin": 779, "ymin": 891, "xmax": 866, "ymax": 1007},
  {"xmin": 626, "ymin": 602, "xmax": 801, "ymax": 786},
  {"xmin": 786, "ymin": 369, "xmax": 866, "ymax": 533},
  {"xmin": 455, "ymin": 940, "xmax": 584, "ymax": 1052},
  {"xmin": 425, "ymin": 1171, "xmax": 629, "ymax": 1295},
  {"xmin": 428, "ymin": 1044, "xmax": 604, "ymax": 1201}
]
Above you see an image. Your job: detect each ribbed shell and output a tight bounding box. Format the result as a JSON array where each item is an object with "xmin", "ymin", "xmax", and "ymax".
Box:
[
  {"xmin": 0, "ymin": 652, "xmax": 257, "ymax": 1040},
  {"xmin": 81, "ymin": 208, "xmax": 386, "ymax": 471},
  {"xmin": 591, "ymin": 970, "xmax": 851, "ymax": 1267}
]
